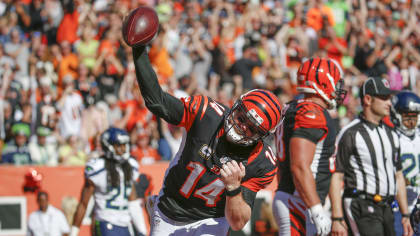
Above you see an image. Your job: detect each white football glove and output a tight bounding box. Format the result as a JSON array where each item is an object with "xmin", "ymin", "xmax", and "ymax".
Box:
[{"xmin": 309, "ymin": 204, "xmax": 331, "ymax": 236}]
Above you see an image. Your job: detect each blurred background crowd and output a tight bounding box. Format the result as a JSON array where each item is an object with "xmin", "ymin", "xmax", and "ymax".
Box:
[{"xmin": 0, "ymin": 0, "xmax": 419, "ymax": 167}]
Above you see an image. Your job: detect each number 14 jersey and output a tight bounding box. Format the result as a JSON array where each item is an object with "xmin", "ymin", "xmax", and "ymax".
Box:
[{"xmin": 157, "ymin": 95, "xmax": 277, "ymax": 222}]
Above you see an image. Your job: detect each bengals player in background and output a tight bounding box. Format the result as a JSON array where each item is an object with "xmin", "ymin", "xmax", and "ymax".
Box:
[
  {"xmin": 129, "ymin": 41, "xmax": 283, "ymax": 235},
  {"xmin": 272, "ymin": 58, "xmax": 347, "ymax": 236}
]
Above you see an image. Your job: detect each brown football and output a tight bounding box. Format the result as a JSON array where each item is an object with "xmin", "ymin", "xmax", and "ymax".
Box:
[{"xmin": 122, "ymin": 6, "xmax": 159, "ymax": 47}]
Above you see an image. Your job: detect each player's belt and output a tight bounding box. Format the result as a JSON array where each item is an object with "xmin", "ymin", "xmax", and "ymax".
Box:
[{"xmin": 343, "ymin": 188, "xmax": 395, "ymax": 205}]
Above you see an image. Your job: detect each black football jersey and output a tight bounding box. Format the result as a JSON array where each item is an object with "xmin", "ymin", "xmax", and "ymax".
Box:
[
  {"xmin": 274, "ymin": 100, "xmax": 336, "ymax": 204},
  {"xmin": 157, "ymin": 95, "xmax": 278, "ymax": 222}
]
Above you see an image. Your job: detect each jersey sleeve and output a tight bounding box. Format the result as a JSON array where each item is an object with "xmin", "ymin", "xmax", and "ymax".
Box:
[
  {"xmin": 84, "ymin": 158, "xmax": 105, "ymax": 185},
  {"xmin": 241, "ymin": 146, "xmax": 277, "ymax": 192},
  {"xmin": 177, "ymin": 95, "xmax": 212, "ymax": 131},
  {"xmin": 133, "ymin": 47, "xmax": 184, "ymax": 125},
  {"xmin": 240, "ymin": 146, "xmax": 277, "ymax": 207},
  {"xmin": 292, "ymin": 103, "xmax": 328, "ymax": 143}
]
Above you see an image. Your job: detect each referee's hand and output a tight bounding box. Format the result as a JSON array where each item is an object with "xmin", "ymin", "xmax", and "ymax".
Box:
[
  {"xmin": 331, "ymin": 220, "xmax": 348, "ymax": 236},
  {"xmin": 220, "ymin": 160, "xmax": 245, "ymax": 191},
  {"xmin": 402, "ymin": 216, "xmax": 414, "ymax": 236}
]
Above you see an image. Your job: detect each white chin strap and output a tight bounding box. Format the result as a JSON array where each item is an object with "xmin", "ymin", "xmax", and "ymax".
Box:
[
  {"xmin": 396, "ymin": 113, "xmax": 416, "ymax": 136},
  {"xmin": 224, "ymin": 119, "xmax": 254, "ymax": 146},
  {"xmin": 114, "ymin": 152, "xmax": 130, "ymax": 163}
]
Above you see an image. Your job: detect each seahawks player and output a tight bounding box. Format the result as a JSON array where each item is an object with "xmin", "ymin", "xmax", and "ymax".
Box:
[
  {"xmin": 131, "ymin": 42, "xmax": 283, "ymax": 235},
  {"xmin": 391, "ymin": 91, "xmax": 420, "ymax": 235},
  {"xmin": 70, "ymin": 127, "xmax": 145, "ymax": 236}
]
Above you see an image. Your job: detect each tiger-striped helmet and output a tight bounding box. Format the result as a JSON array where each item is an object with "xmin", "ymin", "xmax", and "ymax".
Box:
[
  {"xmin": 297, "ymin": 57, "xmax": 347, "ymax": 109},
  {"xmin": 225, "ymin": 89, "xmax": 283, "ymax": 146}
]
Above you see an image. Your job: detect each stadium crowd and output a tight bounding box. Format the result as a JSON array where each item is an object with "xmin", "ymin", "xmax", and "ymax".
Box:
[{"xmin": 0, "ymin": 0, "xmax": 419, "ymax": 171}]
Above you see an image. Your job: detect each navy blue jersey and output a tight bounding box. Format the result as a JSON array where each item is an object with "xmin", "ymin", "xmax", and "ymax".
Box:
[{"xmin": 275, "ymin": 100, "xmax": 336, "ymax": 204}]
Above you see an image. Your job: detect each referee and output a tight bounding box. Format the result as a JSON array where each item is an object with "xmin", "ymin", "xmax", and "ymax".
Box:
[{"xmin": 329, "ymin": 77, "xmax": 413, "ymax": 236}]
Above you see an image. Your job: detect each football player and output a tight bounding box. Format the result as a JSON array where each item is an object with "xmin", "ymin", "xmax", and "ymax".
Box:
[
  {"xmin": 130, "ymin": 44, "xmax": 283, "ymax": 236},
  {"xmin": 272, "ymin": 58, "xmax": 346, "ymax": 236},
  {"xmin": 70, "ymin": 127, "xmax": 145, "ymax": 236},
  {"xmin": 391, "ymin": 91, "xmax": 420, "ymax": 235}
]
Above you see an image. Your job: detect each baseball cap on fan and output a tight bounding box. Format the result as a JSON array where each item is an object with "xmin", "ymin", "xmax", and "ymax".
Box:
[{"xmin": 360, "ymin": 77, "xmax": 398, "ymax": 99}]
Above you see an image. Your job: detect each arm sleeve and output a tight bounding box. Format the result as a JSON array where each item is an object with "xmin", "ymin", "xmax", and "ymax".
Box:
[{"xmin": 132, "ymin": 47, "xmax": 184, "ymax": 125}]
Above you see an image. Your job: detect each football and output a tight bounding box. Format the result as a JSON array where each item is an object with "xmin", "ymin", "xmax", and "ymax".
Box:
[{"xmin": 122, "ymin": 6, "xmax": 159, "ymax": 47}]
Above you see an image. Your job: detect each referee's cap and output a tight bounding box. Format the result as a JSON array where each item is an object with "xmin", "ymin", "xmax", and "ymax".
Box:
[{"xmin": 360, "ymin": 77, "xmax": 398, "ymax": 98}]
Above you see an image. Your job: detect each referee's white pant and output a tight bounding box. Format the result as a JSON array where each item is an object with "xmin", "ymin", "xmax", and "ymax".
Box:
[
  {"xmin": 272, "ymin": 191, "xmax": 317, "ymax": 236},
  {"xmin": 147, "ymin": 196, "xmax": 230, "ymax": 236}
]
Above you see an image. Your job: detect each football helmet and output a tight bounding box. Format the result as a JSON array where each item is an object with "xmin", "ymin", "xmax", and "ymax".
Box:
[
  {"xmin": 391, "ymin": 91, "xmax": 420, "ymax": 136},
  {"xmin": 297, "ymin": 57, "xmax": 347, "ymax": 109},
  {"xmin": 101, "ymin": 127, "xmax": 131, "ymax": 163},
  {"xmin": 225, "ymin": 89, "xmax": 283, "ymax": 146}
]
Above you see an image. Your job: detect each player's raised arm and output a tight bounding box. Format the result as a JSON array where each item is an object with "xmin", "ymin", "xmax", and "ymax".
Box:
[
  {"xmin": 124, "ymin": 7, "xmax": 184, "ymax": 125},
  {"xmin": 131, "ymin": 46, "xmax": 184, "ymax": 125}
]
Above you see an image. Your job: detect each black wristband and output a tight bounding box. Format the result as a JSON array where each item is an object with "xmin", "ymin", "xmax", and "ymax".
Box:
[
  {"xmin": 331, "ymin": 217, "xmax": 344, "ymax": 221},
  {"xmin": 402, "ymin": 213, "xmax": 410, "ymax": 218},
  {"xmin": 225, "ymin": 187, "xmax": 241, "ymax": 197}
]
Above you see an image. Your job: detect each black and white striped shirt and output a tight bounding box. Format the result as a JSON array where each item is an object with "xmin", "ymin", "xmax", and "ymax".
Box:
[{"xmin": 335, "ymin": 116, "xmax": 402, "ymax": 197}]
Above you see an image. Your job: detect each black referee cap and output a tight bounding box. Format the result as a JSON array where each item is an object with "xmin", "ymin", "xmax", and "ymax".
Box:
[{"xmin": 360, "ymin": 77, "xmax": 398, "ymax": 98}]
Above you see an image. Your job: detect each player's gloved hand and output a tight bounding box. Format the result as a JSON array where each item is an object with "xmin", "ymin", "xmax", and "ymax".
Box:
[
  {"xmin": 411, "ymin": 203, "xmax": 420, "ymax": 234},
  {"xmin": 409, "ymin": 175, "xmax": 420, "ymax": 187},
  {"xmin": 309, "ymin": 204, "xmax": 331, "ymax": 236}
]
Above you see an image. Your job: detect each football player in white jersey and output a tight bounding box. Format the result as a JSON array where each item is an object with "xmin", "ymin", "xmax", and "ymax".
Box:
[
  {"xmin": 70, "ymin": 127, "xmax": 145, "ymax": 236},
  {"xmin": 391, "ymin": 91, "xmax": 420, "ymax": 235}
]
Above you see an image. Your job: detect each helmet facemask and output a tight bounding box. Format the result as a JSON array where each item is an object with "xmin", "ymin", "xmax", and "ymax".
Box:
[
  {"xmin": 332, "ymin": 78, "xmax": 347, "ymax": 108},
  {"xmin": 224, "ymin": 101, "xmax": 268, "ymax": 146},
  {"xmin": 394, "ymin": 111, "xmax": 419, "ymax": 137}
]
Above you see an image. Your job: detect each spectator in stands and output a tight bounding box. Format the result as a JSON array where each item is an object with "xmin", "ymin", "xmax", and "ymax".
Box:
[
  {"xmin": 27, "ymin": 191, "xmax": 70, "ymax": 236},
  {"xmin": 28, "ymin": 126, "xmax": 58, "ymax": 166},
  {"xmin": 131, "ymin": 129, "xmax": 160, "ymax": 165},
  {"xmin": 230, "ymin": 44, "xmax": 262, "ymax": 91},
  {"xmin": 4, "ymin": 28, "xmax": 29, "ymax": 80},
  {"xmin": 58, "ymin": 135, "xmax": 87, "ymax": 166},
  {"xmin": 1, "ymin": 122, "xmax": 31, "ymax": 164},
  {"xmin": 76, "ymin": 24, "xmax": 99, "ymax": 70},
  {"xmin": 0, "ymin": 0, "xmax": 418, "ymax": 171},
  {"xmin": 54, "ymin": 41, "xmax": 79, "ymax": 90},
  {"xmin": 57, "ymin": 75, "xmax": 83, "ymax": 139}
]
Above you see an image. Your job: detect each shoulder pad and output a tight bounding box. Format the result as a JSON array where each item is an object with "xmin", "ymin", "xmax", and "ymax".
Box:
[
  {"xmin": 294, "ymin": 102, "xmax": 327, "ymax": 130},
  {"xmin": 85, "ymin": 157, "xmax": 105, "ymax": 177}
]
